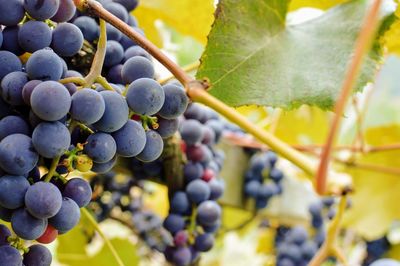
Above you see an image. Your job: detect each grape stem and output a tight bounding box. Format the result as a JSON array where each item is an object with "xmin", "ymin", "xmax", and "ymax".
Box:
[
  {"xmin": 81, "ymin": 208, "xmax": 125, "ymax": 266},
  {"xmin": 78, "ymin": 0, "xmax": 316, "ymax": 178},
  {"xmin": 315, "ymin": 0, "xmax": 383, "ymax": 195},
  {"xmin": 44, "ymin": 155, "xmax": 62, "ymax": 182},
  {"xmin": 59, "ymin": 77, "xmax": 86, "ymax": 85},
  {"xmin": 308, "ymin": 194, "xmax": 349, "ymax": 266}
]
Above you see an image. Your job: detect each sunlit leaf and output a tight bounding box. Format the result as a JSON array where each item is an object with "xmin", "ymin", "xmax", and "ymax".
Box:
[{"xmin": 289, "ymin": 0, "xmax": 349, "ymax": 11}]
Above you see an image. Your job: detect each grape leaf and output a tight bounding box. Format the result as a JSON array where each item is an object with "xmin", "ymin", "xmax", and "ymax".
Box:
[
  {"xmin": 289, "ymin": 0, "xmax": 349, "ymax": 11},
  {"xmin": 382, "ymin": 4, "xmax": 400, "ymax": 56},
  {"xmin": 197, "ymin": 0, "xmax": 390, "ymax": 109},
  {"xmin": 342, "ymin": 125, "xmax": 400, "ymax": 239},
  {"xmin": 133, "ymin": 0, "xmax": 215, "ymax": 47}
]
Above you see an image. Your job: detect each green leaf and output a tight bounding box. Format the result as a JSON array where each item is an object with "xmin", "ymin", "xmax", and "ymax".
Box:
[
  {"xmin": 289, "ymin": 0, "xmax": 350, "ymax": 11},
  {"xmin": 197, "ymin": 0, "xmax": 389, "ymax": 109}
]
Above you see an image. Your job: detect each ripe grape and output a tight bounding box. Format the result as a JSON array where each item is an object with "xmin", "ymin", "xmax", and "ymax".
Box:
[
  {"xmin": 0, "ymin": 175, "xmax": 30, "ymax": 209},
  {"xmin": 24, "ymin": 0, "xmax": 60, "ymax": 21},
  {"xmin": 196, "ymin": 201, "xmax": 221, "ymax": 227},
  {"xmin": 180, "ymin": 119, "xmax": 204, "ymax": 145},
  {"xmin": 18, "ymin": 21, "xmax": 52, "ymax": 53},
  {"xmin": 0, "ymin": 245, "xmax": 22, "ymax": 266},
  {"xmin": 170, "ymin": 192, "xmax": 190, "ymax": 215},
  {"xmin": 11, "ymin": 208, "xmax": 47, "ymax": 240},
  {"xmin": 1, "ymin": 71, "xmax": 28, "ymax": 106},
  {"xmin": 1, "ymin": 27, "xmax": 24, "ymax": 56},
  {"xmin": 112, "ymin": 120, "xmax": 146, "ymax": 157},
  {"xmin": 49, "ymin": 197, "xmax": 80, "ymax": 232},
  {"xmin": 51, "ymin": 0, "xmax": 76, "ymax": 22},
  {"xmin": 103, "ymin": 2, "xmax": 129, "ymax": 23},
  {"xmin": 23, "ymin": 244, "xmax": 52, "ymax": 266},
  {"xmin": 32, "ymin": 122, "xmax": 71, "ymax": 158},
  {"xmin": 25, "ymin": 182, "xmax": 62, "ymax": 219},
  {"xmin": 0, "ymin": 116, "xmax": 30, "ymax": 141},
  {"xmin": 104, "ymin": 40, "xmax": 124, "ymax": 67},
  {"xmin": 22, "ymin": 80, "xmax": 42, "ymax": 105},
  {"xmin": 156, "ymin": 118, "xmax": 179, "ymax": 139},
  {"xmin": 51, "ymin": 23, "xmax": 84, "ymax": 57},
  {"xmin": 26, "ymin": 49, "xmax": 64, "ymax": 81},
  {"xmin": 84, "ymin": 132, "xmax": 117, "ymax": 163},
  {"xmin": 194, "ymin": 233, "xmax": 214, "ymax": 252},
  {"xmin": 163, "ymin": 214, "xmax": 185, "ymax": 235},
  {"xmin": 73, "ymin": 16, "xmax": 99, "ymax": 42},
  {"xmin": 70, "ymin": 88, "xmax": 105, "ymax": 124},
  {"xmin": 62, "ymin": 178, "xmax": 92, "ymax": 208},
  {"xmin": 0, "ymin": 0, "xmax": 24, "ymax": 26},
  {"xmin": 136, "ymin": 130, "xmax": 163, "ymax": 162},
  {"xmin": 186, "ymin": 180, "xmax": 210, "ymax": 204},
  {"xmin": 158, "ymin": 84, "xmax": 188, "ymax": 119},
  {"xmin": 124, "ymin": 46, "xmax": 151, "ymax": 62},
  {"xmin": 122, "ymin": 56, "xmax": 154, "ymax": 84},
  {"xmin": 0, "ymin": 51, "xmax": 22, "ymax": 80},
  {"xmin": 126, "ymin": 78, "xmax": 165, "ymax": 115}
]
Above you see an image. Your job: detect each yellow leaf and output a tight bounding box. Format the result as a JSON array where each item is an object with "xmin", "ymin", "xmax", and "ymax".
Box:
[
  {"xmin": 134, "ymin": 0, "xmax": 215, "ymax": 46},
  {"xmin": 342, "ymin": 125, "xmax": 400, "ymax": 239},
  {"xmin": 289, "ymin": 0, "xmax": 349, "ymax": 11},
  {"xmin": 382, "ymin": 5, "xmax": 400, "ymax": 56}
]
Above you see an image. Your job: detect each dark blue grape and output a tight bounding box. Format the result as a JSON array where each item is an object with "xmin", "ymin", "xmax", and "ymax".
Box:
[
  {"xmin": 156, "ymin": 118, "xmax": 179, "ymax": 139},
  {"xmin": 135, "ymin": 130, "xmax": 163, "ymax": 162},
  {"xmin": 184, "ymin": 162, "xmax": 204, "ymax": 182},
  {"xmin": 0, "ymin": 224, "xmax": 11, "ymax": 246},
  {"xmin": 257, "ymin": 183, "xmax": 278, "ymax": 200},
  {"xmin": 114, "ymin": 0, "xmax": 138, "ymax": 11},
  {"xmin": 120, "ymin": 28, "xmax": 144, "ymax": 49},
  {"xmin": 201, "ymin": 125, "xmax": 216, "ymax": 145},
  {"xmin": 51, "ymin": 0, "xmax": 76, "ymax": 22},
  {"xmin": 73, "ymin": 16, "xmax": 99, "ymax": 42},
  {"xmin": 51, "ymin": 23, "xmax": 84, "ymax": 57},
  {"xmin": 25, "ymin": 182, "xmax": 62, "ymax": 219},
  {"xmin": 104, "ymin": 2, "xmax": 128, "ymax": 22},
  {"xmin": 112, "ymin": 120, "xmax": 146, "ymax": 157},
  {"xmin": 0, "ymin": 116, "xmax": 30, "ymax": 141},
  {"xmin": 163, "ymin": 214, "xmax": 185, "ymax": 234},
  {"xmin": 158, "ymin": 84, "xmax": 188, "ymax": 119},
  {"xmin": 104, "ymin": 40, "xmax": 124, "ymax": 67},
  {"xmin": 106, "ymin": 23, "xmax": 122, "ymax": 41},
  {"xmin": 172, "ymin": 247, "xmax": 191, "ymax": 266},
  {"xmin": 180, "ymin": 119, "xmax": 204, "ymax": 145},
  {"xmin": 186, "ymin": 180, "xmax": 210, "ymax": 204},
  {"xmin": 30, "ymin": 81, "xmax": 71, "ymax": 121},
  {"xmin": 0, "ymin": 51, "xmax": 22, "ymax": 80},
  {"xmin": 0, "ymin": 175, "xmax": 30, "ymax": 209},
  {"xmin": 26, "ymin": 49, "xmax": 64, "ymax": 81},
  {"xmin": 91, "ymin": 156, "xmax": 117, "ymax": 173},
  {"xmin": 209, "ymin": 179, "xmax": 224, "ymax": 200},
  {"xmin": 1, "ymin": 27, "xmax": 24, "ymax": 56},
  {"xmin": 0, "ymin": 206, "xmax": 12, "ymax": 222},
  {"xmin": 1, "ymin": 71, "xmax": 28, "ymax": 106},
  {"xmin": 0, "ymin": 245, "xmax": 22, "ymax": 266},
  {"xmin": 84, "ymin": 132, "xmax": 117, "ymax": 163},
  {"xmin": 279, "ymin": 244, "xmax": 302, "ymax": 263},
  {"xmin": 11, "ymin": 208, "xmax": 47, "ymax": 240},
  {"xmin": 126, "ymin": 78, "xmax": 165, "ymax": 115},
  {"xmin": 32, "ymin": 122, "xmax": 71, "ymax": 158},
  {"xmin": 300, "ymin": 241, "xmax": 317, "ymax": 260},
  {"xmin": 22, "ymin": 80, "xmax": 42, "ymax": 105},
  {"xmin": 369, "ymin": 259, "xmax": 400, "ymax": 266},
  {"xmin": 170, "ymin": 192, "xmax": 190, "ymax": 214},
  {"xmin": 287, "ymin": 226, "xmax": 308, "ymax": 245},
  {"xmin": 93, "ymin": 91, "xmax": 129, "ymax": 132},
  {"xmin": 70, "ymin": 88, "xmax": 105, "ymax": 124},
  {"xmin": 194, "ymin": 233, "xmax": 214, "ymax": 252},
  {"xmin": 269, "ymin": 168, "xmax": 284, "ymax": 183},
  {"xmin": 127, "ymin": 14, "xmax": 138, "ymax": 26},
  {"xmin": 62, "ymin": 178, "xmax": 92, "ymax": 208},
  {"xmin": 23, "ymin": 244, "xmax": 52, "ymax": 266},
  {"xmin": 122, "ymin": 56, "xmax": 154, "ymax": 84},
  {"xmin": 24, "ymin": 0, "xmax": 60, "ymax": 21},
  {"xmin": 205, "ymin": 120, "xmax": 223, "ymax": 142},
  {"xmin": 18, "ymin": 21, "xmax": 52, "ymax": 53},
  {"xmin": 107, "ymin": 64, "xmax": 123, "ymax": 84},
  {"xmin": 244, "ymin": 180, "xmax": 259, "ymax": 197},
  {"xmin": 196, "ymin": 201, "xmax": 221, "ymax": 227},
  {"xmin": 49, "ymin": 197, "xmax": 80, "ymax": 232},
  {"xmin": 308, "ymin": 201, "xmax": 323, "ymax": 217},
  {"xmin": 0, "ymin": 0, "xmax": 24, "ymax": 26},
  {"xmin": 0, "ymin": 134, "xmax": 39, "ymax": 175},
  {"xmin": 124, "ymin": 46, "xmax": 151, "ymax": 62}
]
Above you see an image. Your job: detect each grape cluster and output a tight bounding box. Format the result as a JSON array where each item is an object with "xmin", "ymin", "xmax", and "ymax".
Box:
[{"xmin": 243, "ymin": 151, "xmax": 284, "ymax": 209}]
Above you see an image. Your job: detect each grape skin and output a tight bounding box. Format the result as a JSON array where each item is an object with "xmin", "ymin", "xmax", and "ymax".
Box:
[
  {"xmin": 11, "ymin": 208, "xmax": 47, "ymax": 240},
  {"xmin": 0, "ymin": 51, "xmax": 22, "ymax": 80},
  {"xmin": 51, "ymin": 23, "xmax": 84, "ymax": 57},
  {"xmin": 84, "ymin": 132, "xmax": 117, "ymax": 163},
  {"xmin": 70, "ymin": 88, "xmax": 105, "ymax": 125},
  {"xmin": 22, "ymin": 80, "xmax": 42, "ymax": 105},
  {"xmin": 0, "ymin": 175, "xmax": 30, "ymax": 209},
  {"xmin": 32, "ymin": 122, "xmax": 71, "ymax": 158},
  {"xmin": 0, "ymin": 134, "xmax": 39, "ymax": 175},
  {"xmin": 62, "ymin": 178, "xmax": 92, "ymax": 208},
  {"xmin": 23, "ymin": 244, "xmax": 52, "ymax": 266},
  {"xmin": 186, "ymin": 180, "xmax": 210, "ymax": 204},
  {"xmin": 26, "ymin": 49, "xmax": 64, "ymax": 81},
  {"xmin": 136, "ymin": 130, "xmax": 163, "ymax": 162},
  {"xmin": 51, "ymin": 0, "xmax": 76, "ymax": 22},
  {"xmin": 196, "ymin": 201, "xmax": 221, "ymax": 227},
  {"xmin": 18, "ymin": 21, "xmax": 52, "ymax": 53},
  {"xmin": 158, "ymin": 84, "xmax": 189, "ymax": 119},
  {"xmin": 126, "ymin": 78, "xmax": 165, "ymax": 116},
  {"xmin": 30, "ymin": 81, "xmax": 71, "ymax": 121},
  {"xmin": 0, "ymin": 245, "xmax": 22, "ymax": 266},
  {"xmin": 25, "ymin": 182, "xmax": 62, "ymax": 219},
  {"xmin": 0, "ymin": 115, "xmax": 30, "ymax": 141},
  {"xmin": 104, "ymin": 40, "xmax": 124, "ymax": 68},
  {"xmin": 0, "ymin": 0, "xmax": 25, "ymax": 26},
  {"xmin": 156, "ymin": 118, "xmax": 179, "ymax": 139},
  {"xmin": 112, "ymin": 120, "xmax": 146, "ymax": 157},
  {"xmin": 122, "ymin": 56, "xmax": 154, "ymax": 84},
  {"xmin": 24, "ymin": 0, "xmax": 60, "ymax": 21},
  {"xmin": 1, "ymin": 71, "xmax": 28, "ymax": 106},
  {"xmin": 73, "ymin": 16, "xmax": 99, "ymax": 42},
  {"xmin": 49, "ymin": 197, "xmax": 80, "ymax": 232},
  {"xmin": 1, "ymin": 27, "xmax": 24, "ymax": 56}
]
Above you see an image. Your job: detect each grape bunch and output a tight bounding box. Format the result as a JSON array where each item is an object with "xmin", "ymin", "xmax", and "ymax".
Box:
[{"xmin": 243, "ymin": 151, "xmax": 284, "ymax": 209}]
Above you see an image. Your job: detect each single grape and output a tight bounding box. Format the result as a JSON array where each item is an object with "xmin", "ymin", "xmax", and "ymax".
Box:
[
  {"xmin": 196, "ymin": 201, "xmax": 221, "ymax": 227},
  {"xmin": 126, "ymin": 78, "xmax": 165, "ymax": 116},
  {"xmin": 70, "ymin": 88, "xmax": 105, "ymax": 124},
  {"xmin": 22, "ymin": 80, "xmax": 42, "ymax": 105},
  {"xmin": 36, "ymin": 225, "xmax": 58, "ymax": 244},
  {"xmin": 0, "ymin": 134, "xmax": 39, "ymax": 175},
  {"xmin": 24, "ymin": 0, "xmax": 60, "ymax": 21},
  {"xmin": 93, "ymin": 91, "xmax": 129, "ymax": 132},
  {"xmin": 11, "ymin": 208, "xmax": 47, "ymax": 240},
  {"xmin": 308, "ymin": 201, "xmax": 323, "ymax": 217},
  {"xmin": 104, "ymin": 40, "xmax": 124, "ymax": 67},
  {"xmin": 244, "ymin": 180, "xmax": 259, "ymax": 198},
  {"xmin": 158, "ymin": 84, "xmax": 188, "ymax": 119},
  {"xmin": 23, "ymin": 244, "xmax": 52, "ymax": 266},
  {"xmin": 209, "ymin": 179, "xmax": 224, "ymax": 200},
  {"xmin": 186, "ymin": 180, "xmax": 210, "ymax": 204},
  {"xmin": 0, "ymin": 175, "xmax": 30, "ymax": 209},
  {"xmin": 180, "ymin": 119, "xmax": 204, "ymax": 145},
  {"xmin": 0, "ymin": 115, "xmax": 30, "ymax": 141},
  {"xmin": 170, "ymin": 192, "xmax": 190, "ymax": 215},
  {"xmin": 30, "ymin": 81, "xmax": 71, "ymax": 121},
  {"xmin": 0, "ymin": 0, "xmax": 24, "ymax": 26},
  {"xmin": 62, "ymin": 178, "xmax": 92, "ymax": 208},
  {"xmin": 184, "ymin": 162, "xmax": 204, "ymax": 183},
  {"xmin": 123, "ymin": 46, "xmax": 151, "ymax": 62},
  {"xmin": 18, "ymin": 21, "xmax": 52, "ymax": 53},
  {"xmin": 103, "ymin": 2, "xmax": 129, "ymax": 22},
  {"xmin": 300, "ymin": 241, "xmax": 317, "ymax": 260},
  {"xmin": 173, "ymin": 231, "xmax": 188, "ymax": 247},
  {"xmin": 194, "ymin": 233, "xmax": 214, "ymax": 252},
  {"xmin": 51, "ymin": 23, "xmax": 84, "ymax": 57},
  {"xmin": 112, "ymin": 120, "xmax": 146, "ymax": 157},
  {"xmin": 107, "ymin": 64, "xmax": 123, "ymax": 84},
  {"xmin": 286, "ymin": 226, "xmax": 308, "ymax": 245},
  {"xmin": 1, "ymin": 71, "xmax": 28, "ymax": 106},
  {"xmin": 0, "ymin": 51, "xmax": 22, "ymax": 80},
  {"xmin": 25, "ymin": 182, "xmax": 62, "ymax": 219},
  {"xmin": 51, "ymin": 0, "xmax": 76, "ymax": 22},
  {"xmin": 84, "ymin": 132, "xmax": 117, "ymax": 163},
  {"xmin": 0, "ymin": 245, "xmax": 22, "ymax": 266},
  {"xmin": 163, "ymin": 214, "xmax": 185, "ymax": 235},
  {"xmin": 106, "ymin": 23, "xmax": 123, "ymax": 41},
  {"xmin": 0, "ymin": 206, "xmax": 12, "ymax": 222},
  {"xmin": 73, "ymin": 16, "xmax": 99, "ymax": 42},
  {"xmin": 32, "ymin": 122, "xmax": 71, "ymax": 158},
  {"xmin": 156, "ymin": 118, "xmax": 179, "ymax": 139},
  {"xmin": 127, "ymin": 14, "xmax": 138, "ymax": 27},
  {"xmin": 49, "ymin": 197, "xmax": 80, "ymax": 232},
  {"xmin": 122, "ymin": 56, "xmax": 154, "ymax": 84},
  {"xmin": 1, "ymin": 27, "xmax": 24, "ymax": 56},
  {"xmin": 0, "ymin": 224, "xmax": 11, "ymax": 246},
  {"xmin": 90, "ymin": 156, "xmax": 117, "ymax": 173},
  {"xmin": 113, "ymin": 0, "xmax": 138, "ymax": 11},
  {"xmin": 135, "ymin": 130, "xmax": 163, "ymax": 162},
  {"xmin": 26, "ymin": 49, "xmax": 64, "ymax": 81}
]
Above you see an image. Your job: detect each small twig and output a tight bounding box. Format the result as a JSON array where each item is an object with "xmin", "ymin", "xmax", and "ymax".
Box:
[
  {"xmin": 44, "ymin": 156, "xmax": 62, "ymax": 182},
  {"xmin": 81, "ymin": 208, "xmax": 125, "ymax": 266},
  {"xmin": 59, "ymin": 77, "xmax": 86, "ymax": 85},
  {"xmin": 316, "ymin": 0, "xmax": 383, "ymax": 195},
  {"xmin": 95, "ymin": 76, "xmax": 115, "ymax": 91}
]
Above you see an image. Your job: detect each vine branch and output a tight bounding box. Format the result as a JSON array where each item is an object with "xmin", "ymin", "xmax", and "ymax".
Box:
[{"xmin": 315, "ymin": 0, "xmax": 383, "ymax": 195}]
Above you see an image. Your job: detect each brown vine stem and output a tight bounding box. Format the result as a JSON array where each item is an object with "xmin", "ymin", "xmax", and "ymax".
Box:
[
  {"xmin": 78, "ymin": 0, "xmax": 316, "ymax": 177},
  {"xmin": 309, "ymin": 194, "xmax": 348, "ymax": 266},
  {"xmin": 316, "ymin": 0, "xmax": 383, "ymax": 195}
]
